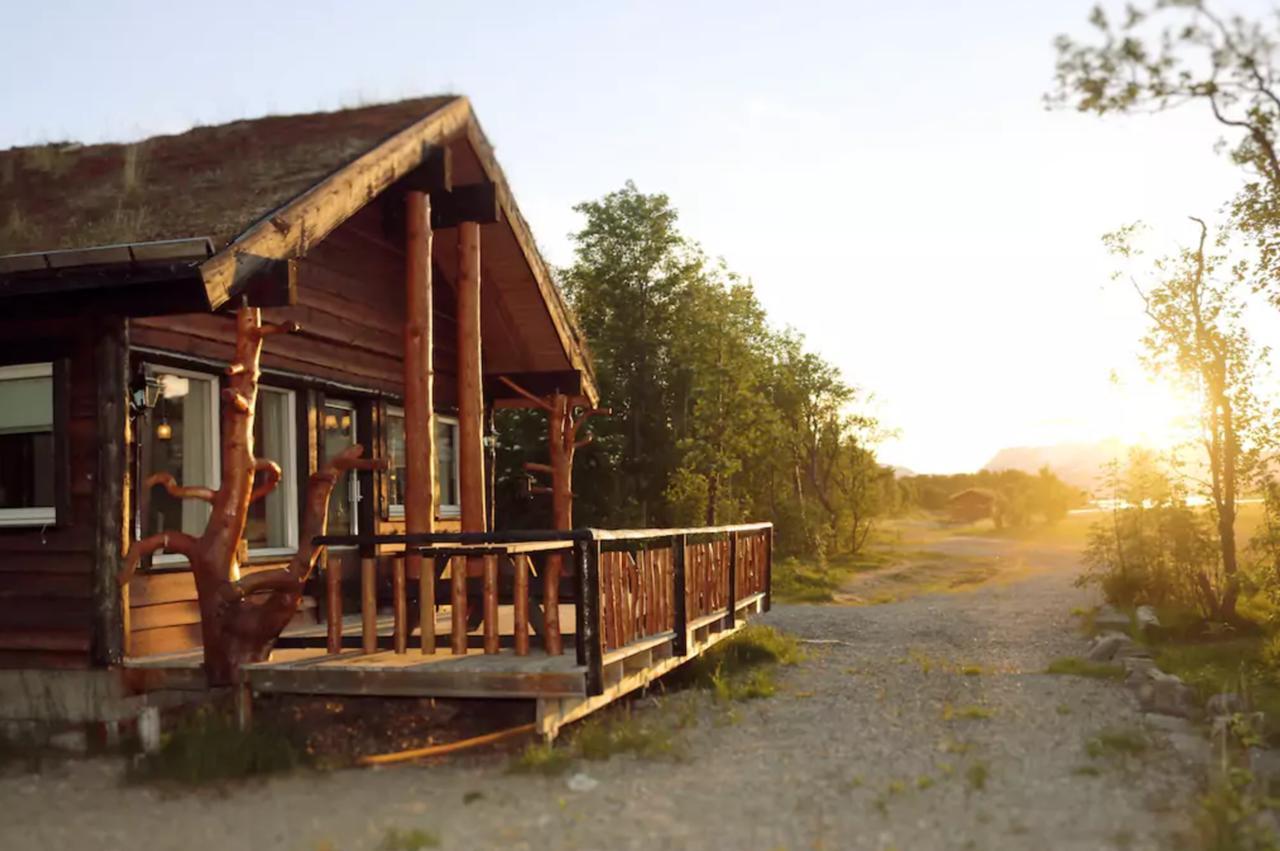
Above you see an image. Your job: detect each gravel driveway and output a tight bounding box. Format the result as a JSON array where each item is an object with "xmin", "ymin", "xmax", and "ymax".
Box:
[{"xmin": 0, "ymin": 531, "xmax": 1201, "ymax": 850}]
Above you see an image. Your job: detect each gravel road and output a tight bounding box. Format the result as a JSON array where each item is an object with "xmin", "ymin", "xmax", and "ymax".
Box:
[{"xmin": 0, "ymin": 530, "xmax": 1201, "ymax": 850}]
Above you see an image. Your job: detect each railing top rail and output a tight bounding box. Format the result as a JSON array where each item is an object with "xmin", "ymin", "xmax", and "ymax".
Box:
[{"xmin": 313, "ymin": 522, "xmax": 771, "ymax": 549}]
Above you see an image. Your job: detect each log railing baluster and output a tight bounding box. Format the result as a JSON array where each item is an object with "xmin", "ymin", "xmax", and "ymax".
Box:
[
  {"xmin": 514, "ymin": 554, "xmax": 530, "ymax": 656},
  {"xmin": 483, "ymin": 553, "xmax": 499, "ymax": 654},
  {"xmin": 393, "ymin": 554, "xmax": 407, "ymax": 654},
  {"xmin": 361, "ymin": 556, "xmax": 377, "ymax": 654},
  {"xmin": 325, "ymin": 552, "xmax": 342, "ymax": 654}
]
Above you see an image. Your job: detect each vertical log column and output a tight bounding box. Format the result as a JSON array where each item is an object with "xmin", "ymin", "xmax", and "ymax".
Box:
[
  {"xmin": 457, "ymin": 221, "xmax": 493, "ymax": 654},
  {"xmin": 404, "ymin": 191, "xmax": 437, "ymax": 654}
]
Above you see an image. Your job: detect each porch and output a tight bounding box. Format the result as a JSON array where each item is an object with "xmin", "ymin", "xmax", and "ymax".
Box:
[{"xmin": 123, "ymin": 523, "xmax": 772, "ymax": 738}]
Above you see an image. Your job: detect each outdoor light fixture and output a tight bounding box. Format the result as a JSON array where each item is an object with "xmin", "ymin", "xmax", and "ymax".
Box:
[
  {"xmin": 154, "ymin": 397, "xmax": 172, "ymax": 441},
  {"xmin": 131, "ymin": 373, "xmax": 163, "ymax": 415}
]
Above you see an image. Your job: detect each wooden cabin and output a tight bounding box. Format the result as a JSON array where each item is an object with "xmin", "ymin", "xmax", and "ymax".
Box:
[
  {"xmin": 946, "ymin": 488, "xmax": 997, "ymax": 524},
  {"xmin": 0, "ymin": 97, "xmax": 771, "ymax": 739}
]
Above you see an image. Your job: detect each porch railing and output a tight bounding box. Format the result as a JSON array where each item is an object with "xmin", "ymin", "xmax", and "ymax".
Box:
[{"xmin": 312, "ymin": 522, "xmax": 772, "ymax": 696}]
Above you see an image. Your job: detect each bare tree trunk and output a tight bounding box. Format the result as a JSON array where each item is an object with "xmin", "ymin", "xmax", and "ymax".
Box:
[{"xmin": 119, "ymin": 305, "xmax": 384, "ymax": 685}]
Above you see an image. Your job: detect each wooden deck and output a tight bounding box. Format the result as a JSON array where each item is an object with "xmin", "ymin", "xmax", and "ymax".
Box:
[{"xmin": 122, "ymin": 592, "xmax": 768, "ymax": 738}]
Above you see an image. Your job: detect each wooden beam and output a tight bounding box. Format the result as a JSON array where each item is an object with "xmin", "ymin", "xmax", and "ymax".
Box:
[
  {"xmin": 432, "ymin": 184, "xmax": 501, "ymax": 230},
  {"xmin": 404, "ymin": 191, "xmax": 437, "ymax": 654}
]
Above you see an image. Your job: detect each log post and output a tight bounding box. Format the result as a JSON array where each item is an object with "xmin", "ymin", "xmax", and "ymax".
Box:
[
  {"xmin": 325, "ymin": 551, "xmax": 342, "ymax": 654},
  {"xmin": 457, "ymin": 221, "xmax": 490, "ymax": 652},
  {"xmin": 404, "ymin": 190, "xmax": 436, "ymax": 653},
  {"xmin": 513, "ymin": 554, "xmax": 530, "ymax": 656},
  {"xmin": 361, "ymin": 556, "xmax": 377, "ymax": 654}
]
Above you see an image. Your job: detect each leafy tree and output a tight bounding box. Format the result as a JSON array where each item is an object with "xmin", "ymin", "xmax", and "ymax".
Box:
[
  {"xmin": 1049, "ymin": 2, "xmax": 1280, "ymax": 304},
  {"xmin": 1105, "ymin": 218, "xmax": 1272, "ymax": 621}
]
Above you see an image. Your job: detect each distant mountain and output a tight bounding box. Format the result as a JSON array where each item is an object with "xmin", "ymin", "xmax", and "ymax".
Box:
[
  {"xmin": 982, "ymin": 439, "xmax": 1129, "ymax": 492},
  {"xmin": 892, "ymin": 465, "xmax": 917, "ymax": 478}
]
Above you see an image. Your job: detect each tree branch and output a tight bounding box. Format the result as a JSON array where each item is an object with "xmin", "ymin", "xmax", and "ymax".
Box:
[
  {"xmin": 144, "ymin": 472, "xmax": 215, "ymax": 504},
  {"xmin": 249, "ymin": 458, "xmax": 282, "ymax": 504},
  {"xmin": 118, "ymin": 531, "xmax": 199, "ymax": 586},
  {"xmin": 286, "ymin": 444, "xmax": 386, "ymax": 582}
]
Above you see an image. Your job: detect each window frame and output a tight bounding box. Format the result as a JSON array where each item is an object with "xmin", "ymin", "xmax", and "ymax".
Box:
[
  {"xmin": 385, "ymin": 407, "xmax": 462, "ymax": 521},
  {"xmin": 143, "ymin": 364, "xmax": 221, "ymax": 566},
  {"xmin": 0, "ymin": 361, "xmax": 57, "ymax": 528},
  {"xmin": 246, "ymin": 384, "xmax": 299, "ymax": 560}
]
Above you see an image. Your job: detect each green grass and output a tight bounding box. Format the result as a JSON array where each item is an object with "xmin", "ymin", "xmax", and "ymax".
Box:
[
  {"xmin": 966, "ymin": 761, "xmax": 989, "ymax": 791},
  {"xmin": 671, "ymin": 624, "xmax": 802, "ymax": 695},
  {"xmin": 377, "ymin": 828, "xmax": 440, "ymax": 850},
  {"xmin": 128, "ymin": 708, "xmax": 304, "ymax": 786},
  {"xmin": 772, "ymin": 549, "xmax": 898, "ymax": 603},
  {"xmin": 573, "ymin": 710, "xmax": 683, "ymax": 761},
  {"xmin": 508, "ymin": 742, "xmax": 573, "ymax": 776},
  {"xmin": 1194, "ymin": 767, "xmax": 1280, "ymax": 851},
  {"xmin": 1085, "ymin": 727, "xmax": 1148, "ymax": 759},
  {"xmin": 1045, "ymin": 657, "xmax": 1127, "ymax": 680}
]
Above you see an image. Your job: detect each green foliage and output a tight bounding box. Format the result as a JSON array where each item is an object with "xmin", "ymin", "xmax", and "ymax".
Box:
[
  {"xmin": 494, "ymin": 182, "xmax": 891, "ymax": 558},
  {"xmin": 1045, "ymin": 657, "xmax": 1126, "ymax": 680},
  {"xmin": 1080, "ymin": 450, "xmax": 1224, "ymax": 616},
  {"xmin": 1195, "ymin": 768, "xmax": 1280, "ymax": 851},
  {"xmin": 966, "ymin": 761, "xmax": 989, "ymax": 792},
  {"xmin": 377, "ymin": 828, "xmax": 440, "ymax": 851},
  {"xmin": 1049, "ymin": 3, "xmax": 1280, "ymax": 308},
  {"xmin": 128, "ymin": 707, "xmax": 304, "ymax": 786}
]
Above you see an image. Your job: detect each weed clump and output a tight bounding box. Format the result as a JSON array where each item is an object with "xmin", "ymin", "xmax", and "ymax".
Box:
[
  {"xmin": 507, "ymin": 742, "xmax": 573, "ymax": 776},
  {"xmin": 378, "ymin": 827, "xmax": 440, "ymax": 850},
  {"xmin": 128, "ymin": 707, "xmax": 304, "ymax": 786},
  {"xmin": 1045, "ymin": 657, "xmax": 1126, "ymax": 680},
  {"xmin": 1085, "ymin": 727, "xmax": 1148, "ymax": 760}
]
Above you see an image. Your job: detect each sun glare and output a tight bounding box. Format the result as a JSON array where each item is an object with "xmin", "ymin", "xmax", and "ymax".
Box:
[{"xmin": 1102, "ymin": 376, "xmax": 1200, "ymax": 451}]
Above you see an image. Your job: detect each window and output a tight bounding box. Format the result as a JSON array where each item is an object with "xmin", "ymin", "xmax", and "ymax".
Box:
[
  {"xmin": 244, "ymin": 387, "xmax": 297, "ymax": 554},
  {"xmin": 141, "ymin": 368, "xmax": 297, "ymax": 564},
  {"xmin": 436, "ymin": 416, "xmax": 460, "ymax": 516},
  {"xmin": 385, "ymin": 408, "xmax": 460, "ymax": 519},
  {"xmin": 140, "ymin": 368, "xmax": 219, "ymax": 558},
  {"xmin": 321, "ymin": 400, "xmax": 357, "ymax": 536},
  {"xmin": 0, "ymin": 363, "xmax": 55, "ymax": 527}
]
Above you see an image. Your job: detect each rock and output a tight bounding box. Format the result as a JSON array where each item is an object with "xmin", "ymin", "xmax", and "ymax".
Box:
[
  {"xmin": 1248, "ymin": 748, "xmax": 1280, "ymax": 787},
  {"xmin": 1136, "ymin": 605, "xmax": 1161, "ymax": 635},
  {"xmin": 1144, "ymin": 712, "xmax": 1195, "ymax": 733},
  {"xmin": 46, "ymin": 728, "xmax": 86, "ymax": 753},
  {"xmin": 1137, "ymin": 678, "xmax": 1198, "ymax": 718},
  {"xmin": 567, "ymin": 772, "xmax": 598, "ymax": 793},
  {"xmin": 1087, "ymin": 634, "xmax": 1128, "ymax": 662},
  {"xmin": 1207, "ymin": 693, "xmax": 1246, "ymax": 717},
  {"xmin": 1094, "ymin": 606, "xmax": 1131, "ymax": 632},
  {"xmin": 1123, "ymin": 656, "xmax": 1158, "ymax": 677}
]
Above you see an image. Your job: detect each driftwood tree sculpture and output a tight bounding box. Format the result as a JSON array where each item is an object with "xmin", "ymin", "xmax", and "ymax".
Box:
[
  {"xmin": 499, "ymin": 377, "xmax": 608, "ymax": 655},
  {"xmin": 120, "ymin": 304, "xmax": 384, "ymax": 685}
]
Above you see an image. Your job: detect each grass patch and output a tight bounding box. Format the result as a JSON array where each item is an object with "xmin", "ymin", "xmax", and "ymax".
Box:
[
  {"xmin": 378, "ymin": 828, "xmax": 440, "ymax": 850},
  {"xmin": 508, "ymin": 741, "xmax": 573, "ymax": 776},
  {"xmin": 1194, "ymin": 767, "xmax": 1280, "ymax": 851},
  {"xmin": 1152, "ymin": 635, "xmax": 1280, "ymax": 743},
  {"xmin": 670, "ymin": 624, "xmax": 802, "ymax": 698},
  {"xmin": 128, "ymin": 708, "xmax": 304, "ymax": 787},
  {"xmin": 1085, "ymin": 727, "xmax": 1148, "ymax": 759},
  {"xmin": 966, "ymin": 761, "xmax": 989, "ymax": 791},
  {"xmin": 574, "ymin": 709, "xmax": 682, "ymax": 761},
  {"xmin": 1045, "ymin": 657, "xmax": 1126, "ymax": 680},
  {"xmin": 942, "ymin": 704, "xmax": 993, "ymax": 721}
]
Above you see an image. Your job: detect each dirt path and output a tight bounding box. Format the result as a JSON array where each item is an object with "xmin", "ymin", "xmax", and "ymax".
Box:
[{"xmin": 0, "ymin": 531, "xmax": 1201, "ymax": 850}]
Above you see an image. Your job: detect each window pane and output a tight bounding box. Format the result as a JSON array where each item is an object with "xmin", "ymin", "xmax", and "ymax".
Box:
[
  {"xmin": 245, "ymin": 389, "xmax": 294, "ymax": 550},
  {"xmin": 0, "ymin": 365, "xmax": 53, "ymax": 510},
  {"xmin": 436, "ymin": 420, "xmax": 458, "ymax": 508},
  {"xmin": 322, "ymin": 403, "xmax": 356, "ymax": 536},
  {"xmin": 387, "ymin": 411, "xmax": 406, "ymax": 511},
  {"xmin": 142, "ymin": 371, "xmax": 214, "ymax": 537}
]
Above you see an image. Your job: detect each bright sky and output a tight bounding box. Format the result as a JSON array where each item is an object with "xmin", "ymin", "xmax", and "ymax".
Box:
[{"xmin": 2, "ymin": 0, "xmax": 1274, "ymax": 473}]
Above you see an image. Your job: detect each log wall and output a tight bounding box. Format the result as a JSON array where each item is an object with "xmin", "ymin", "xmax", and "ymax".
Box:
[{"xmin": 0, "ymin": 317, "xmax": 100, "ymax": 669}]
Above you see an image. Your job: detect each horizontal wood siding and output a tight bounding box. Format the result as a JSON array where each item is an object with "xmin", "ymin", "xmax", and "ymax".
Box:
[{"xmin": 0, "ymin": 317, "xmax": 99, "ymax": 669}]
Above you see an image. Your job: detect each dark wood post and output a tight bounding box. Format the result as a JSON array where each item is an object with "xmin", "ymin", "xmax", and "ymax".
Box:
[
  {"xmin": 726, "ymin": 531, "xmax": 738, "ymax": 628},
  {"xmin": 404, "ymin": 190, "xmax": 436, "ymax": 654},
  {"xmin": 578, "ymin": 536, "xmax": 604, "ymax": 696},
  {"xmin": 324, "ymin": 551, "xmax": 342, "ymax": 654},
  {"xmin": 671, "ymin": 534, "xmax": 688, "ymax": 656},
  {"xmin": 93, "ymin": 317, "xmax": 128, "ymax": 666},
  {"xmin": 764, "ymin": 525, "xmax": 774, "ymax": 611}
]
